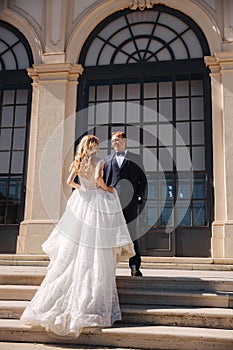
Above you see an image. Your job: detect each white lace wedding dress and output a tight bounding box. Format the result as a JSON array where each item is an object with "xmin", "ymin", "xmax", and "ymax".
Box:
[{"xmin": 21, "ymin": 159, "xmax": 135, "ymax": 337}]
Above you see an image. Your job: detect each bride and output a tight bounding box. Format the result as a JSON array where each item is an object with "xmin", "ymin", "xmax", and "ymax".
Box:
[{"xmin": 20, "ymin": 134, "xmax": 135, "ymax": 337}]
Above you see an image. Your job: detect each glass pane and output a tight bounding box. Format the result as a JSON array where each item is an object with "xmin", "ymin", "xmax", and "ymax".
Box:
[
  {"xmin": 191, "ymin": 80, "xmax": 203, "ymax": 96},
  {"xmin": 111, "ymin": 102, "xmax": 125, "ymax": 123},
  {"xmin": 127, "ymin": 102, "xmax": 140, "ymax": 123},
  {"xmin": 159, "ymin": 148, "xmax": 173, "ymax": 171},
  {"xmin": 176, "ymin": 122, "xmax": 190, "ymax": 145},
  {"xmin": 88, "ymin": 86, "xmax": 96, "ymax": 101},
  {"xmin": 96, "ymin": 86, "xmax": 109, "ymax": 101},
  {"xmin": 13, "ymin": 129, "xmax": 25, "ymax": 149},
  {"xmin": 95, "ymin": 126, "xmax": 108, "ymax": 146},
  {"xmin": 14, "ymin": 106, "xmax": 27, "ymax": 127},
  {"xmin": 159, "ymin": 123, "xmax": 173, "ymax": 146},
  {"xmin": 2, "ymin": 106, "xmax": 14, "ymax": 127},
  {"xmin": 144, "ymin": 100, "xmax": 157, "ymax": 122},
  {"xmin": 3, "ymin": 90, "xmax": 15, "ymax": 105},
  {"xmin": 143, "ymin": 125, "xmax": 157, "ymax": 146},
  {"xmin": 182, "ymin": 30, "xmax": 203, "ymax": 58},
  {"xmin": 113, "ymin": 85, "xmax": 125, "ymax": 100},
  {"xmin": 88, "ymin": 103, "xmax": 95, "ymax": 124},
  {"xmin": 143, "ymin": 148, "xmax": 157, "ymax": 172},
  {"xmin": 191, "ymin": 97, "xmax": 204, "ymax": 120},
  {"xmin": 192, "ymin": 121, "xmax": 205, "ymax": 144},
  {"xmin": 171, "ymin": 39, "xmax": 188, "ymax": 60},
  {"xmin": 1, "ymin": 108, "xmax": 13, "ymax": 127},
  {"xmin": 156, "ymin": 25, "xmax": 176, "ymax": 43},
  {"xmin": 0, "ymin": 129, "xmax": 12, "ymax": 150},
  {"xmin": 160, "ymin": 178, "xmax": 173, "ymax": 200},
  {"xmin": 9, "ymin": 177, "xmax": 22, "ymax": 200},
  {"xmin": 160, "ymin": 204, "xmax": 174, "ymax": 226},
  {"xmin": 16, "ymin": 90, "xmax": 28, "ymax": 104},
  {"xmin": 193, "ymin": 201, "xmax": 206, "ymax": 225},
  {"xmin": 126, "ymin": 125, "xmax": 139, "ymax": 147},
  {"xmin": 144, "ymin": 82, "xmax": 157, "ymax": 98},
  {"xmin": 159, "ymin": 82, "xmax": 172, "ymax": 97},
  {"xmin": 176, "ymin": 98, "xmax": 189, "ymax": 120},
  {"xmin": 11, "ymin": 151, "xmax": 24, "ymax": 173},
  {"xmin": 127, "ymin": 84, "xmax": 140, "ymax": 99},
  {"xmin": 85, "ymin": 37, "xmax": 104, "ymax": 66},
  {"xmin": 0, "ymin": 177, "xmax": 8, "ymax": 199},
  {"xmin": 177, "ymin": 179, "xmax": 191, "ymax": 199},
  {"xmin": 0, "ymin": 152, "xmax": 10, "ymax": 172},
  {"xmin": 13, "ymin": 42, "xmax": 29, "ymax": 69},
  {"xmin": 147, "ymin": 177, "xmax": 157, "ymax": 199},
  {"xmin": 176, "ymin": 146, "xmax": 191, "ymax": 171},
  {"xmin": 144, "ymin": 201, "xmax": 158, "ymax": 226},
  {"xmin": 160, "ymin": 12, "xmax": 188, "ymax": 33},
  {"xmin": 157, "ymin": 48, "xmax": 172, "ymax": 61},
  {"xmin": 159, "ymin": 99, "xmax": 172, "ymax": 121},
  {"xmin": 192, "ymin": 147, "xmax": 205, "ymax": 170},
  {"xmin": 115, "ymin": 51, "xmax": 133, "ymax": 64},
  {"xmin": 177, "ymin": 202, "xmax": 191, "ymax": 226},
  {"xmin": 193, "ymin": 177, "xmax": 206, "ymax": 199},
  {"xmin": 176, "ymin": 81, "xmax": 189, "ymax": 96},
  {"xmin": 99, "ymin": 45, "xmax": 115, "ymax": 65},
  {"xmin": 2, "ymin": 50, "xmax": 17, "ymax": 70},
  {"xmin": 96, "ymin": 103, "xmax": 109, "ymax": 124},
  {"xmin": 111, "ymin": 27, "xmax": 132, "ymax": 47}
]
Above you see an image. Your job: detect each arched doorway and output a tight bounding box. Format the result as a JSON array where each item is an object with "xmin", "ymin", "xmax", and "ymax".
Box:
[
  {"xmin": 0, "ymin": 21, "xmax": 33, "ymax": 253},
  {"xmin": 77, "ymin": 5, "xmax": 213, "ymax": 257}
]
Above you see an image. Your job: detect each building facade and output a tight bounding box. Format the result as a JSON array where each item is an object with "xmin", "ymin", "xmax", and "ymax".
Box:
[{"xmin": 0, "ymin": 0, "xmax": 233, "ymax": 259}]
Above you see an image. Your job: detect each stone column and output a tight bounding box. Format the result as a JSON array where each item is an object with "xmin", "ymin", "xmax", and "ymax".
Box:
[
  {"xmin": 17, "ymin": 63, "xmax": 83, "ymax": 254},
  {"xmin": 205, "ymin": 52, "xmax": 233, "ymax": 258}
]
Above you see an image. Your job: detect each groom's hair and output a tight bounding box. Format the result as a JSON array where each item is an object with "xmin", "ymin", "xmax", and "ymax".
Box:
[{"xmin": 112, "ymin": 131, "xmax": 126, "ymax": 139}]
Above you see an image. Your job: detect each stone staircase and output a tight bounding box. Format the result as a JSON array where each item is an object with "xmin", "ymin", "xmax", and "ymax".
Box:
[{"xmin": 0, "ymin": 255, "xmax": 233, "ymax": 349}]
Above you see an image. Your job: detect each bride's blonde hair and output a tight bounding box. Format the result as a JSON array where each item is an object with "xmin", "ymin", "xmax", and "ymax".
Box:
[{"xmin": 69, "ymin": 134, "xmax": 99, "ymax": 174}]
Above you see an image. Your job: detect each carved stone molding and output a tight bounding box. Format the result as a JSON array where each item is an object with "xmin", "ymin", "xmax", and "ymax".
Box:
[{"xmin": 130, "ymin": 0, "xmax": 153, "ymax": 11}]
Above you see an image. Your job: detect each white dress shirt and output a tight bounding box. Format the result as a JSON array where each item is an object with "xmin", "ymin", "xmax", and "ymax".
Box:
[{"xmin": 116, "ymin": 149, "xmax": 127, "ymax": 168}]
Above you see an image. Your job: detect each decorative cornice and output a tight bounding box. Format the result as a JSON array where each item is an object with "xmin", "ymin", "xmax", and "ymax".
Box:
[
  {"xmin": 205, "ymin": 52, "xmax": 233, "ymax": 73},
  {"xmin": 129, "ymin": 0, "xmax": 153, "ymax": 11},
  {"xmin": 27, "ymin": 63, "xmax": 83, "ymax": 83}
]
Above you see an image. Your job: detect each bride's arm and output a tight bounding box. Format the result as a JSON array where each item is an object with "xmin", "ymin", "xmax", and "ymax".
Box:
[
  {"xmin": 95, "ymin": 162, "xmax": 114, "ymax": 193},
  {"xmin": 96, "ymin": 176, "xmax": 114, "ymax": 193},
  {"xmin": 67, "ymin": 170, "xmax": 80, "ymax": 189}
]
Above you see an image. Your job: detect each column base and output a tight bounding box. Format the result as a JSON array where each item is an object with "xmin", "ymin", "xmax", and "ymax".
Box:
[
  {"xmin": 17, "ymin": 220, "xmax": 57, "ymax": 254},
  {"xmin": 212, "ymin": 221, "xmax": 233, "ymax": 258}
]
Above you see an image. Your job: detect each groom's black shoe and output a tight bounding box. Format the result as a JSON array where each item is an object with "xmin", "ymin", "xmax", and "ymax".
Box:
[{"xmin": 131, "ymin": 265, "xmax": 143, "ymax": 277}]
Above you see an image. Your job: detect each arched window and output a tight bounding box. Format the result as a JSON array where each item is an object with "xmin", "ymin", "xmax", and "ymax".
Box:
[
  {"xmin": 0, "ymin": 21, "xmax": 33, "ymax": 253},
  {"xmin": 77, "ymin": 5, "xmax": 213, "ymax": 257}
]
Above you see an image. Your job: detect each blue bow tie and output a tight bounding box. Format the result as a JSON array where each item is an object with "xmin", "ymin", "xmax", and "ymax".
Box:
[{"xmin": 116, "ymin": 151, "xmax": 125, "ymax": 156}]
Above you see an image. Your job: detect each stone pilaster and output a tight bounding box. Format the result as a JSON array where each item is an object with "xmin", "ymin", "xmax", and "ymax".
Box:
[
  {"xmin": 205, "ymin": 52, "xmax": 233, "ymax": 258},
  {"xmin": 17, "ymin": 63, "xmax": 83, "ymax": 254}
]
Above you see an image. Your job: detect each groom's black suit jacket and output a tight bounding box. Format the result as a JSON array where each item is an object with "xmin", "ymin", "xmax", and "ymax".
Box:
[{"xmin": 103, "ymin": 151, "xmax": 147, "ymax": 225}]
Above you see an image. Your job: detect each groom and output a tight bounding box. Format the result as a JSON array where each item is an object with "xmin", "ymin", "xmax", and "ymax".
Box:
[{"xmin": 104, "ymin": 131, "xmax": 147, "ymax": 276}]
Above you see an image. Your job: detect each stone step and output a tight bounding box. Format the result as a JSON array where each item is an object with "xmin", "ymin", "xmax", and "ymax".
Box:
[
  {"xmin": 119, "ymin": 289, "xmax": 233, "ymax": 308},
  {"xmin": 0, "ymin": 319, "xmax": 233, "ymax": 350},
  {"xmin": 0, "ymin": 342, "xmax": 137, "ymax": 350},
  {"xmin": 1, "ymin": 300, "xmax": 233, "ymax": 330},
  {"xmin": 1, "ymin": 269, "xmax": 233, "ymax": 295},
  {"xmin": 117, "ymin": 275, "xmax": 233, "ymax": 293},
  {"xmin": 1, "ymin": 255, "xmax": 233, "ymax": 271},
  {"xmin": 1, "ymin": 283, "xmax": 233, "ymax": 308},
  {"xmin": 0, "ymin": 285, "xmax": 38, "ymax": 300},
  {"xmin": 0, "ymin": 255, "xmax": 49, "ymax": 267}
]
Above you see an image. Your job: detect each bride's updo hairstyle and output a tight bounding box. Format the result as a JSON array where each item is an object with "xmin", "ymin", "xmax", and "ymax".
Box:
[{"xmin": 69, "ymin": 134, "xmax": 99, "ymax": 175}]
